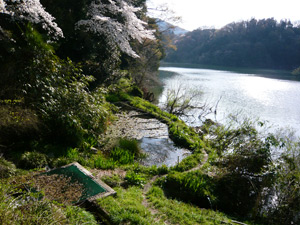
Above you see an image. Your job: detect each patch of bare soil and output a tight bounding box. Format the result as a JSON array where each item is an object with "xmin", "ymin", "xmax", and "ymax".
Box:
[
  {"xmin": 99, "ymin": 110, "xmax": 168, "ymax": 151},
  {"xmin": 91, "ymin": 169, "xmax": 127, "ymax": 181}
]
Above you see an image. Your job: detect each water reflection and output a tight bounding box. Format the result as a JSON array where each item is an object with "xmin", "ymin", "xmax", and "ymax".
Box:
[
  {"xmin": 158, "ymin": 66, "xmax": 300, "ymax": 135},
  {"xmin": 140, "ymin": 137, "xmax": 190, "ymax": 167},
  {"xmin": 239, "ymin": 76, "xmax": 291, "ymax": 106}
]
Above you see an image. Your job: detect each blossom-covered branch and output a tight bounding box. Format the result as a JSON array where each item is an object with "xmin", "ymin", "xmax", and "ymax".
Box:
[
  {"xmin": 1, "ymin": 0, "xmax": 63, "ymax": 38},
  {"xmin": 76, "ymin": 0, "xmax": 155, "ymax": 58},
  {"xmin": 0, "ymin": 0, "xmax": 7, "ymax": 13}
]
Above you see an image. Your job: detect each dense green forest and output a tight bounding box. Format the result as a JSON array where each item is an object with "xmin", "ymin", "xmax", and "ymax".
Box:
[
  {"xmin": 166, "ymin": 18, "xmax": 300, "ymax": 70},
  {"xmin": 1, "ymin": 1, "xmax": 300, "ymax": 224}
]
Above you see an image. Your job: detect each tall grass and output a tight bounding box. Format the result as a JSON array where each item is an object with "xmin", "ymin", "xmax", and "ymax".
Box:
[
  {"xmin": 0, "ymin": 181, "xmax": 97, "ymax": 224},
  {"xmin": 147, "ymin": 186, "xmax": 232, "ymax": 225},
  {"xmin": 110, "ymin": 147, "xmax": 135, "ymax": 165},
  {"xmin": 97, "ymin": 186, "xmax": 159, "ymax": 224}
]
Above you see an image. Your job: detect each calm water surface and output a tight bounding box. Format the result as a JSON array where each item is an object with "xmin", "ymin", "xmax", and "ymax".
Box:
[{"xmin": 158, "ymin": 65, "xmax": 300, "ymax": 135}]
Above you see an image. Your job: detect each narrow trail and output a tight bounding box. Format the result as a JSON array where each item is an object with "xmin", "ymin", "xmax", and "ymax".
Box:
[
  {"xmin": 101, "ymin": 108, "xmax": 212, "ymax": 222},
  {"xmin": 98, "ymin": 109, "xmax": 246, "ymax": 225},
  {"xmin": 140, "ymin": 148, "xmax": 209, "ymax": 223},
  {"xmin": 141, "ymin": 175, "xmax": 158, "ymax": 211},
  {"xmin": 185, "ymin": 149, "xmax": 209, "ymax": 173},
  {"xmin": 141, "ymin": 175, "xmax": 166, "ymax": 223}
]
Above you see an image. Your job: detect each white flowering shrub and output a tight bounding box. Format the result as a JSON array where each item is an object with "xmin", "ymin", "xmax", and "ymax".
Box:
[
  {"xmin": 1, "ymin": 0, "xmax": 63, "ymax": 38},
  {"xmin": 0, "ymin": 0, "xmax": 7, "ymax": 13},
  {"xmin": 76, "ymin": 0, "xmax": 155, "ymax": 58}
]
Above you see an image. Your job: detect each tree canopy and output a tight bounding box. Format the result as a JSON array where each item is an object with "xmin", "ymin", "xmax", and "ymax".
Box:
[
  {"xmin": 166, "ymin": 18, "xmax": 300, "ymax": 70},
  {"xmin": 0, "ymin": 0, "xmax": 162, "ymax": 146}
]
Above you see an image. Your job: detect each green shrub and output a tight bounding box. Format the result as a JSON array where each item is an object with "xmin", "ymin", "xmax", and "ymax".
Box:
[
  {"xmin": 129, "ymin": 85, "xmax": 143, "ymax": 98},
  {"xmin": 17, "ymin": 26, "xmax": 111, "ymax": 146},
  {"xmin": 173, "ymin": 153, "xmax": 203, "ymax": 172},
  {"xmin": 161, "ymin": 171, "xmax": 216, "ymax": 208},
  {"xmin": 65, "ymin": 205, "xmax": 97, "ymax": 224},
  {"xmin": 66, "ymin": 148, "xmax": 80, "ymax": 161},
  {"xmin": 109, "ymin": 139, "xmax": 144, "ymax": 165},
  {"xmin": 110, "ymin": 147, "xmax": 135, "ymax": 165},
  {"xmin": 0, "ymin": 104, "xmax": 40, "ymax": 145},
  {"xmin": 20, "ymin": 151, "xmax": 48, "ymax": 169},
  {"xmin": 106, "ymin": 93, "xmax": 121, "ymax": 103},
  {"xmin": 101, "ymin": 174, "xmax": 124, "ymax": 188},
  {"xmin": 52, "ymin": 157, "xmax": 71, "ymax": 168},
  {"xmin": 157, "ymin": 164, "xmax": 169, "ymax": 175},
  {"xmin": 125, "ymin": 171, "xmax": 146, "ymax": 188},
  {"xmin": 146, "ymin": 186, "xmax": 232, "ymax": 225},
  {"xmin": 118, "ymin": 139, "xmax": 141, "ymax": 156},
  {"xmin": 0, "ymin": 157, "xmax": 16, "ymax": 178},
  {"xmin": 94, "ymin": 155, "xmax": 116, "ymax": 170}
]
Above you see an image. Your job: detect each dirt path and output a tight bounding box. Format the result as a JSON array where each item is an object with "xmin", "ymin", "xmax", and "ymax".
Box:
[
  {"xmin": 142, "ymin": 175, "xmax": 159, "ymax": 212},
  {"xmin": 186, "ymin": 149, "xmax": 209, "ymax": 173}
]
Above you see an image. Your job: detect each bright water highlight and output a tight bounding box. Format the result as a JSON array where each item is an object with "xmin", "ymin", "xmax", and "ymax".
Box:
[{"xmin": 158, "ymin": 65, "xmax": 300, "ymax": 135}]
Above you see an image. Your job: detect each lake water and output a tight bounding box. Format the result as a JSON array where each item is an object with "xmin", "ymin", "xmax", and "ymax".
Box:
[{"xmin": 158, "ymin": 64, "xmax": 300, "ymax": 136}]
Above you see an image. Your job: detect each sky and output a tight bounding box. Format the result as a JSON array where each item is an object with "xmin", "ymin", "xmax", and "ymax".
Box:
[{"xmin": 147, "ymin": 0, "xmax": 300, "ymax": 31}]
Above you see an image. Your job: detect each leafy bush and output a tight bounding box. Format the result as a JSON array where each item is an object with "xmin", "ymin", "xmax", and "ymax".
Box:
[
  {"xmin": 0, "ymin": 104, "xmax": 40, "ymax": 145},
  {"xmin": 173, "ymin": 153, "xmax": 203, "ymax": 172},
  {"xmin": 66, "ymin": 148, "xmax": 80, "ymax": 162},
  {"xmin": 110, "ymin": 147, "xmax": 135, "ymax": 165},
  {"xmin": 118, "ymin": 139, "xmax": 141, "ymax": 156},
  {"xmin": 35, "ymin": 57, "xmax": 111, "ymax": 145},
  {"xmin": 109, "ymin": 139, "xmax": 144, "ymax": 165},
  {"xmin": 101, "ymin": 174, "xmax": 124, "ymax": 188},
  {"xmin": 0, "ymin": 156, "xmax": 16, "ymax": 178},
  {"xmin": 260, "ymin": 133, "xmax": 300, "ymax": 225},
  {"xmin": 160, "ymin": 171, "xmax": 216, "ymax": 208},
  {"xmin": 157, "ymin": 164, "xmax": 169, "ymax": 175},
  {"xmin": 146, "ymin": 186, "xmax": 233, "ymax": 225},
  {"xmin": 1, "ymin": 25, "xmax": 112, "ymax": 147},
  {"xmin": 213, "ymin": 173, "xmax": 266, "ymax": 217},
  {"xmin": 93, "ymin": 155, "xmax": 116, "ymax": 170},
  {"xmin": 20, "ymin": 151, "xmax": 48, "ymax": 169},
  {"xmin": 125, "ymin": 171, "xmax": 146, "ymax": 188}
]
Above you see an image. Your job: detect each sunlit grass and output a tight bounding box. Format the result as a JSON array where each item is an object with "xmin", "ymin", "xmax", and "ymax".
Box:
[
  {"xmin": 97, "ymin": 186, "xmax": 162, "ymax": 224},
  {"xmin": 0, "ymin": 180, "xmax": 97, "ymax": 224},
  {"xmin": 97, "ymin": 184, "xmax": 239, "ymax": 225},
  {"xmin": 147, "ymin": 186, "xmax": 234, "ymax": 225}
]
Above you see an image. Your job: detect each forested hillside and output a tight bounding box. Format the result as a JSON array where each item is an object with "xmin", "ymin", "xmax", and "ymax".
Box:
[{"xmin": 166, "ymin": 18, "xmax": 300, "ymax": 70}]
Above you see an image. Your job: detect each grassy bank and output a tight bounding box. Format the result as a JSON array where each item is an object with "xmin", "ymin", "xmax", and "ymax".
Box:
[{"xmin": 0, "ymin": 87, "xmax": 267, "ymax": 224}]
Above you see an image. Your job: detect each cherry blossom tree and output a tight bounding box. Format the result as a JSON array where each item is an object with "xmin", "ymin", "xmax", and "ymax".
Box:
[
  {"xmin": 1, "ymin": 0, "xmax": 156, "ymax": 57},
  {"xmin": 0, "ymin": 0, "xmax": 63, "ymax": 38},
  {"xmin": 76, "ymin": 0, "xmax": 155, "ymax": 58},
  {"xmin": 0, "ymin": 0, "xmax": 7, "ymax": 13}
]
